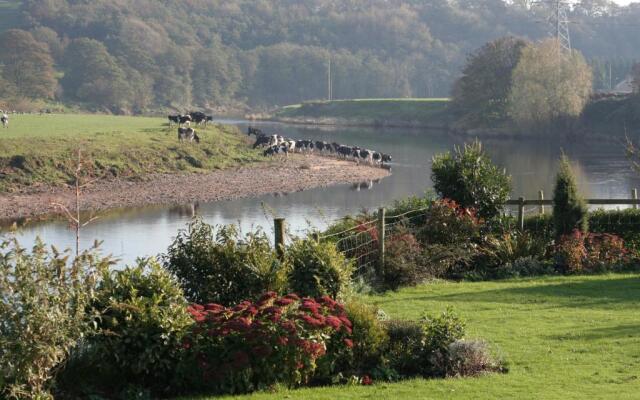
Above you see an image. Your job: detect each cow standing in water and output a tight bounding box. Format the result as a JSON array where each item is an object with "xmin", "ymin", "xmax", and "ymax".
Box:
[{"xmin": 1, "ymin": 113, "xmax": 8, "ymax": 128}]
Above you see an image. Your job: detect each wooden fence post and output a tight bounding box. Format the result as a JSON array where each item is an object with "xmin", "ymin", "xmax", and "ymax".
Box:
[
  {"xmin": 518, "ymin": 197, "xmax": 525, "ymax": 231},
  {"xmin": 377, "ymin": 207, "xmax": 386, "ymax": 276},
  {"xmin": 274, "ymin": 218, "xmax": 286, "ymax": 260},
  {"xmin": 633, "ymin": 189, "xmax": 638, "ymax": 210},
  {"xmin": 538, "ymin": 190, "xmax": 545, "ymax": 215}
]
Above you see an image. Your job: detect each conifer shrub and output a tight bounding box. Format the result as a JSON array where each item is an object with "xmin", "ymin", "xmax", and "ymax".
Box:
[{"xmin": 553, "ymin": 155, "xmax": 589, "ymax": 238}]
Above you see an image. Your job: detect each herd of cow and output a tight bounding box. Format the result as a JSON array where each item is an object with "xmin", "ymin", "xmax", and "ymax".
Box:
[
  {"xmin": 166, "ymin": 115, "xmax": 392, "ymax": 167},
  {"xmin": 247, "ymin": 127, "xmax": 392, "ymax": 166}
]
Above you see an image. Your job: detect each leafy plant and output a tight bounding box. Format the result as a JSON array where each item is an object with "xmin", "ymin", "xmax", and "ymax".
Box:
[
  {"xmin": 287, "ymin": 239, "xmax": 353, "ymax": 299},
  {"xmin": 416, "ymin": 199, "xmax": 481, "ymax": 245},
  {"xmin": 178, "ymin": 293, "xmax": 353, "ymax": 395},
  {"xmin": 81, "ymin": 258, "xmax": 192, "ymax": 395},
  {"xmin": 163, "ymin": 219, "xmax": 287, "ymax": 305},
  {"xmin": 381, "ymin": 229, "xmax": 424, "ymax": 290},
  {"xmin": 431, "ymin": 141, "xmax": 511, "ymax": 219},
  {"xmin": 0, "ymin": 238, "xmax": 112, "ymax": 400},
  {"xmin": 445, "ymin": 340, "xmax": 506, "ymax": 377},
  {"xmin": 553, "ymin": 155, "xmax": 589, "ymax": 238}
]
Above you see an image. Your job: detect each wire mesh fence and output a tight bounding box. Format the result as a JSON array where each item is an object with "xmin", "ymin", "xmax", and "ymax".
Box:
[{"xmin": 273, "ymin": 189, "xmax": 640, "ymax": 269}]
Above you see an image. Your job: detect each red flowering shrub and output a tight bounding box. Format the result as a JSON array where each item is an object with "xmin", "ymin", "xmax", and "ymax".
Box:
[
  {"xmin": 178, "ymin": 293, "xmax": 353, "ymax": 395},
  {"xmin": 417, "ymin": 199, "xmax": 481, "ymax": 246},
  {"xmin": 556, "ymin": 230, "xmax": 628, "ymax": 273}
]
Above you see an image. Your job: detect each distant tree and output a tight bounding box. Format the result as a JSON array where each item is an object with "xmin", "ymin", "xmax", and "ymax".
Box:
[
  {"xmin": 0, "ymin": 29, "xmax": 57, "ymax": 100},
  {"xmin": 191, "ymin": 41, "xmax": 242, "ymax": 107},
  {"xmin": 508, "ymin": 39, "xmax": 593, "ymax": 128},
  {"xmin": 553, "ymin": 155, "xmax": 589, "ymax": 238},
  {"xmin": 452, "ymin": 36, "xmax": 528, "ymax": 126},
  {"xmin": 61, "ymin": 38, "xmax": 131, "ymax": 112}
]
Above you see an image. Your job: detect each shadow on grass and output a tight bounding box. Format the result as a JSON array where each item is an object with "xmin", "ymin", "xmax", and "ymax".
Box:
[
  {"xmin": 376, "ymin": 275, "xmax": 640, "ymax": 309},
  {"xmin": 548, "ymin": 323, "xmax": 640, "ymax": 341}
]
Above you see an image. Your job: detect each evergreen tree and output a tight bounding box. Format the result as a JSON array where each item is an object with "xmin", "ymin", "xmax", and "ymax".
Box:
[{"xmin": 553, "ymin": 155, "xmax": 589, "ymax": 238}]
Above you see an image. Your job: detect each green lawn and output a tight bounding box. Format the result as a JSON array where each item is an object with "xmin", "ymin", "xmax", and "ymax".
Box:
[
  {"xmin": 0, "ymin": 114, "xmax": 263, "ymax": 192},
  {"xmin": 182, "ymin": 274, "xmax": 640, "ymax": 399},
  {"xmin": 276, "ymin": 98, "xmax": 451, "ymax": 125}
]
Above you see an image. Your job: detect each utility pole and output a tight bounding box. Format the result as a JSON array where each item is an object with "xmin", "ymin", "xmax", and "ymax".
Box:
[{"xmin": 327, "ymin": 57, "xmax": 332, "ymax": 101}]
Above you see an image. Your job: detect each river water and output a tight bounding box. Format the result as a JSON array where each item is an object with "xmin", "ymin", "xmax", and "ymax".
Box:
[{"xmin": 5, "ymin": 120, "xmax": 640, "ymax": 264}]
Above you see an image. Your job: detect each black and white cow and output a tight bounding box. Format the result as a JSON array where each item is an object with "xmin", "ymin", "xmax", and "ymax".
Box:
[
  {"xmin": 1, "ymin": 113, "xmax": 8, "ymax": 128},
  {"xmin": 189, "ymin": 111, "xmax": 207, "ymax": 125},
  {"xmin": 253, "ymin": 134, "xmax": 271, "ymax": 148},
  {"xmin": 178, "ymin": 127, "xmax": 199, "ymax": 143},
  {"xmin": 168, "ymin": 115, "xmax": 180, "ymax": 126},
  {"xmin": 179, "ymin": 115, "xmax": 192, "ymax": 125},
  {"xmin": 247, "ymin": 127, "xmax": 263, "ymax": 137}
]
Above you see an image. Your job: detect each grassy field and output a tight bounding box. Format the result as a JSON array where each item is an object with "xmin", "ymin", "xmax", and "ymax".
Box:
[
  {"xmin": 275, "ymin": 98, "xmax": 451, "ymax": 126},
  {"xmin": 181, "ymin": 274, "xmax": 640, "ymax": 400},
  {"xmin": 0, "ymin": 114, "xmax": 263, "ymax": 192}
]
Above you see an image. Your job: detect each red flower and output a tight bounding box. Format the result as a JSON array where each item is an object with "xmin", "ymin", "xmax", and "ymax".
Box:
[
  {"xmin": 276, "ymin": 297, "xmax": 295, "ymax": 306},
  {"xmin": 284, "ymin": 293, "xmax": 300, "ymax": 301},
  {"xmin": 361, "ymin": 375, "xmax": 373, "ymax": 385},
  {"xmin": 338, "ymin": 315, "xmax": 353, "ymax": 329},
  {"xmin": 277, "ymin": 336, "xmax": 289, "ymax": 346},
  {"xmin": 343, "ymin": 338, "xmax": 354, "ymax": 348},
  {"xmin": 205, "ymin": 303, "xmax": 224, "ymax": 312},
  {"xmin": 325, "ymin": 315, "xmax": 342, "ymax": 330}
]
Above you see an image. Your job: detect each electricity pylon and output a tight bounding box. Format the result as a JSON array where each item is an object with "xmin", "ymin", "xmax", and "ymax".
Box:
[{"xmin": 547, "ymin": 0, "xmax": 572, "ymax": 57}]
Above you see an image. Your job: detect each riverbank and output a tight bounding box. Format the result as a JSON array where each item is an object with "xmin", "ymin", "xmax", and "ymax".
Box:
[
  {"xmin": 0, "ymin": 155, "xmax": 390, "ymax": 221},
  {"xmin": 260, "ymin": 98, "xmax": 452, "ymax": 129}
]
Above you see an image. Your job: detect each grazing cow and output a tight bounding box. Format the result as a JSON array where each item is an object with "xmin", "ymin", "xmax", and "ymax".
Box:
[
  {"xmin": 1, "ymin": 113, "xmax": 8, "ymax": 128},
  {"xmin": 189, "ymin": 111, "xmax": 207, "ymax": 125},
  {"xmin": 263, "ymin": 144, "xmax": 289, "ymax": 157},
  {"xmin": 337, "ymin": 145, "xmax": 352, "ymax": 159},
  {"xmin": 168, "ymin": 115, "xmax": 180, "ymax": 125},
  {"xmin": 205, "ymin": 116, "xmax": 214, "ymax": 126},
  {"xmin": 247, "ymin": 127, "xmax": 263, "ymax": 136},
  {"xmin": 358, "ymin": 149, "xmax": 373, "ymax": 164},
  {"xmin": 382, "ymin": 154, "xmax": 392, "ymax": 164},
  {"xmin": 178, "ymin": 127, "xmax": 199, "ymax": 143},
  {"xmin": 253, "ymin": 134, "xmax": 271, "ymax": 148},
  {"xmin": 178, "ymin": 115, "xmax": 192, "ymax": 125}
]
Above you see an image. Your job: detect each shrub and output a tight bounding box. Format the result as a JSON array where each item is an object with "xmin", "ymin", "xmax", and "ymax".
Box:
[
  {"xmin": 477, "ymin": 232, "xmax": 550, "ymax": 278},
  {"xmin": 76, "ymin": 258, "xmax": 192, "ymax": 395},
  {"xmin": 178, "ymin": 293, "xmax": 353, "ymax": 395},
  {"xmin": 416, "ymin": 199, "xmax": 481, "ymax": 245},
  {"xmin": 287, "ymin": 239, "xmax": 353, "ymax": 299},
  {"xmin": 421, "ymin": 243, "xmax": 478, "ymax": 280},
  {"xmin": 163, "ymin": 219, "xmax": 287, "ymax": 305},
  {"xmin": 384, "ymin": 319, "xmax": 426, "ymax": 377},
  {"xmin": 445, "ymin": 340, "xmax": 506, "ymax": 377},
  {"xmin": 382, "ymin": 230, "xmax": 424, "ymax": 290},
  {"xmin": 0, "ymin": 239, "xmax": 112, "ymax": 400},
  {"xmin": 553, "ymin": 155, "xmax": 589, "ymax": 238},
  {"xmin": 502, "ymin": 256, "xmax": 555, "ymax": 278},
  {"xmin": 317, "ymin": 301, "xmax": 389, "ymax": 383},
  {"xmin": 556, "ymin": 230, "xmax": 628, "ymax": 273},
  {"xmin": 589, "ymin": 209, "xmax": 640, "ymax": 250},
  {"xmin": 555, "ymin": 230, "xmax": 588, "ymax": 273},
  {"xmin": 431, "ymin": 140, "xmax": 511, "ymax": 219}
]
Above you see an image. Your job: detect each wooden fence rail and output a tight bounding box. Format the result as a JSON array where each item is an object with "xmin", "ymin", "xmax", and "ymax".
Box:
[
  {"xmin": 273, "ymin": 188, "xmax": 640, "ymax": 272},
  {"xmin": 506, "ymin": 189, "xmax": 640, "ymax": 231}
]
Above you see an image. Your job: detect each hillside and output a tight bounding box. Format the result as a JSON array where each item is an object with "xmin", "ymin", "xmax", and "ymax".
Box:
[
  {"xmin": 0, "ymin": 1, "xmax": 639, "ymax": 113},
  {"xmin": 273, "ymin": 99, "xmax": 451, "ymax": 128}
]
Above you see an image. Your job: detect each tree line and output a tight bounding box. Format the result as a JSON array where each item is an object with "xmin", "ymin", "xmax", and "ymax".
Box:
[{"xmin": 0, "ymin": 0, "xmax": 639, "ymax": 113}]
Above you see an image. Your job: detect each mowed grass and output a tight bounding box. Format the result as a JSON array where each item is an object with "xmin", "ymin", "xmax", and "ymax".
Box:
[
  {"xmin": 276, "ymin": 98, "xmax": 451, "ymax": 124},
  {"xmin": 181, "ymin": 274, "xmax": 640, "ymax": 400},
  {"xmin": 0, "ymin": 114, "xmax": 263, "ymax": 192}
]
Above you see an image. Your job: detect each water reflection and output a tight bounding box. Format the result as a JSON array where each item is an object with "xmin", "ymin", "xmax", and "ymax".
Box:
[{"xmin": 3, "ymin": 121, "xmax": 640, "ymax": 264}]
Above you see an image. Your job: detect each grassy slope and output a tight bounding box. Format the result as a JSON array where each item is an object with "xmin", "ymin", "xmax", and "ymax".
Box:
[
  {"xmin": 0, "ymin": 114, "xmax": 263, "ymax": 192},
  {"xmin": 182, "ymin": 274, "xmax": 640, "ymax": 400},
  {"xmin": 276, "ymin": 99, "xmax": 451, "ymax": 125}
]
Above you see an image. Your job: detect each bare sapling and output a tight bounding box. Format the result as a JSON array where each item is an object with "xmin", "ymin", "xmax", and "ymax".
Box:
[{"xmin": 52, "ymin": 148, "xmax": 100, "ymax": 256}]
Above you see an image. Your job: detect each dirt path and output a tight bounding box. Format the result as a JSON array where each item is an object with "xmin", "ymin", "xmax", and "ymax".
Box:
[{"xmin": 0, "ymin": 155, "xmax": 390, "ymax": 221}]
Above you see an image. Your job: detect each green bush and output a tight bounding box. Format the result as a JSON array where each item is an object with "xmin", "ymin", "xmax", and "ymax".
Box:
[
  {"xmin": 287, "ymin": 239, "xmax": 353, "ymax": 299},
  {"xmin": 317, "ymin": 301, "xmax": 389, "ymax": 383},
  {"xmin": 68, "ymin": 259, "xmax": 192, "ymax": 396},
  {"xmin": 553, "ymin": 155, "xmax": 589, "ymax": 238},
  {"xmin": 0, "ymin": 239, "xmax": 112, "ymax": 400},
  {"xmin": 384, "ymin": 319, "xmax": 426, "ymax": 377},
  {"xmin": 502, "ymin": 256, "xmax": 555, "ymax": 278},
  {"xmin": 163, "ymin": 219, "xmax": 287, "ymax": 305},
  {"xmin": 477, "ymin": 232, "xmax": 550, "ymax": 279},
  {"xmin": 431, "ymin": 140, "xmax": 511, "ymax": 219},
  {"xmin": 589, "ymin": 209, "xmax": 640, "ymax": 250}
]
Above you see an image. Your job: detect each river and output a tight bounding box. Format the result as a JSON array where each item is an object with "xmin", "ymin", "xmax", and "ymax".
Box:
[{"xmin": 5, "ymin": 120, "xmax": 640, "ymax": 264}]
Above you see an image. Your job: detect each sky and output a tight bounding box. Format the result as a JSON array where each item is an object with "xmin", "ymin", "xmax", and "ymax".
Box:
[{"xmin": 613, "ymin": 0, "xmax": 638, "ymax": 5}]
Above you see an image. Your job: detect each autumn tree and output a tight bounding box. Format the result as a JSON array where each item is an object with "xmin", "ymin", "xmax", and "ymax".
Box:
[
  {"xmin": 61, "ymin": 38, "xmax": 131, "ymax": 112},
  {"xmin": 0, "ymin": 29, "xmax": 57, "ymax": 100},
  {"xmin": 451, "ymin": 36, "xmax": 528, "ymax": 126},
  {"xmin": 508, "ymin": 39, "xmax": 593, "ymax": 128}
]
